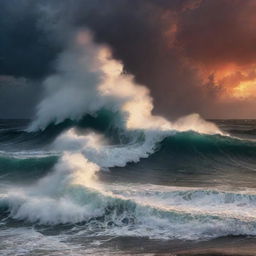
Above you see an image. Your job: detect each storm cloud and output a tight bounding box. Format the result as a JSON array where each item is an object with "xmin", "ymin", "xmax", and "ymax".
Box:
[{"xmin": 0, "ymin": 0, "xmax": 256, "ymax": 119}]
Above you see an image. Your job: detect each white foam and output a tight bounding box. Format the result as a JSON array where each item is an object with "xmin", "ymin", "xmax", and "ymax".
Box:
[
  {"xmin": 108, "ymin": 184, "xmax": 256, "ymax": 221},
  {"xmin": 53, "ymin": 128, "xmax": 173, "ymax": 168},
  {"xmin": 0, "ymin": 150, "xmax": 59, "ymax": 159},
  {"xmin": 2, "ymin": 169, "xmax": 256, "ymax": 240},
  {"xmin": 28, "ymin": 30, "xmax": 222, "ymax": 136},
  {"xmin": 1, "ymin": 153, "xmax": 105, "ymax": 225},
  {"xmin": 0, "ymin": 227, "xmax": 86, "ymax": 256}
]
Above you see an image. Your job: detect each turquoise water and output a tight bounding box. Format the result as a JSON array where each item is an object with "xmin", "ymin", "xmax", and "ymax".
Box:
[{"xmin": 1, "ymin": 118, "xmax": 256, "ymax": 255}]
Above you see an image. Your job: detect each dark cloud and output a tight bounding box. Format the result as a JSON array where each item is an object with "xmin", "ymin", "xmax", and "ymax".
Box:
[
  {"xmin": 0, "ymin": 76, "xmax": 42, "ymax": 118},
  {"xmin": 176, "ymin": 0, "xmax": 256, "ymax": 67},
  {"xmin": 0, "ymin": 0, "xmax": 61, "ymax": 79},
  {"xmin": 0, "ymin": 0, "xmax": 255, "ymax": 118}
]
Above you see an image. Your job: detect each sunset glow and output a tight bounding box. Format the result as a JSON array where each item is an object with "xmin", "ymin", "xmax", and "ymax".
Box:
[{"xmin": 233, "ymin": 78, "xmax": 256, "ymax": 99}]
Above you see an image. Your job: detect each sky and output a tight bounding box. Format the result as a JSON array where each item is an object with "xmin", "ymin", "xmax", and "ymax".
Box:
[{"xmin": 0, "ymin": 0, "xmax": 256, "ymax": 119}]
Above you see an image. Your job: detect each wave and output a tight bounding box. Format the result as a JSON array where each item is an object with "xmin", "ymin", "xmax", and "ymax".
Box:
[
  {"xmin": 1, "ymin": 127, "xmax": 256, "ymax": 240},
  {"xmin": 1, "ymin": 180, "xmax": 256, "ymax": 240},
  {"xmin": 2, "ymin": 118, "xmax": 252, "ymax": 161},
  {"xmin": 161, "ymin": 132, "xmax": 256, "ymax": 157},
  {"xmin": 52, "ymin": 126, "xmax": 256, "ymax": 170},
  {"xmin": 0, "ymin": 111, "xmax": 126, "ymax": 150},
  {"xmin": 1, "ymin": 126, "xmax": 256, "ymax": 177},
  {"xmin": 0, "ymin": 154, "xmax": 58, "ymax": 181},
  {"xmin": 1, "ymin": 31, "xmax": 256, "ymax": 243}
]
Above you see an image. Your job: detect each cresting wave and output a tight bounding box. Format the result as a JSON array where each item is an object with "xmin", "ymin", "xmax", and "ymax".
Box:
[
  {"xmin": 1, "ymin": 127, "xmax": 256, "ymax": 186},
  {"xmin": 27, "ymin": 30, "xmax": 221, "ymax": 135},
  {"xmin": 1, "ymin": 30, "xmax": 256, "ymax": 241},
  {"xmin": 2, "ymin": 167, "xmax": 256, "ymax": 240}
]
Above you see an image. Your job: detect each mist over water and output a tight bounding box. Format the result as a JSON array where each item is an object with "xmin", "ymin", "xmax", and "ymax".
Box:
[
  {"xmin": 1, "ymin": 32, "xmax": 256, "ymax": 255},
  {"xmin": 28, "ymin": 30, "xmax": 221, "ymax": 135}
]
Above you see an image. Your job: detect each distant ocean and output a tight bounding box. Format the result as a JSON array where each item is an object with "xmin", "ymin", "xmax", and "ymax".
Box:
[{"xmin": 1, "ymin": 118, "xmax": 256, "ymax": 255}]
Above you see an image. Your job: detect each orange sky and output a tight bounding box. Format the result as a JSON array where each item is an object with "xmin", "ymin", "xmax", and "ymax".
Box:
[{"xmin": 171, "ymin": 0, "xmax": 256, "ymax": 105}]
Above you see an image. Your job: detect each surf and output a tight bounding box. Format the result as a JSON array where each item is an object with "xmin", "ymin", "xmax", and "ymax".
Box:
[{"xmin": 1, "ymin": 30, "xmax": 256, "ymax": 246}]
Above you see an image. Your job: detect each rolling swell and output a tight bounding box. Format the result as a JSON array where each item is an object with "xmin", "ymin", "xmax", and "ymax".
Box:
[
  {"xmin": 2, "ymin": 114, "xmax": 256, "ymax": 174},
  {"xmin": 0, "ymin": 154, "xmax": 58, "ymax": 181},
  {"xmin": 2, "ymin": 118, "xmax": 256, "ymax": 169},
  {"xmin": 160, "ymin": 132, "xmax": 256, "ymax": 157},
  {"xmin": 1, "ymin": 183, "xmax": 256, "ymax": 240},
  {"xmin": 35, "ymin": 116, "xmax": 256, "ymax": 160},
  {"xmin": 3, "ymin": 110, "xmax": 256, "ymax": 157},
  {"xmin": 100, "ymin": 133, "xmax": 256, "ymax": 187},
  {"xmin": 0, "ymin": 110, "xmax": 123, "ymax": 148}
]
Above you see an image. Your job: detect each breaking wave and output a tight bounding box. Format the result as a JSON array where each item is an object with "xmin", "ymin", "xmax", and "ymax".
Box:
[{"xmin": 1, "ymin": 30, "xmax": 256, "ymax": 242}]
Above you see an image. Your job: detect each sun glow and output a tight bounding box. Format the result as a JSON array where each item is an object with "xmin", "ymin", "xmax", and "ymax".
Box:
[
  {"xmin": 198, "ymin": 63, "xmax": 256, "ymax": 100},
  {"xmin": 233, "ymin": 79, "xmax": 256, "ymax": 99}
]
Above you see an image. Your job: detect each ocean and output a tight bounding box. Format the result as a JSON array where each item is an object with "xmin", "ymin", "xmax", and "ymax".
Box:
[{"xmin": 1, "ymin": 117, "xmax": 256, "ymax": 255}]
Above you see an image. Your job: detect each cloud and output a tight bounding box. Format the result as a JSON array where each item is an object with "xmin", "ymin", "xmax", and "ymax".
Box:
[
  {"xmin": 0, "ymin": 0, "xmax": 62, "ymax": 79},
  {"xmin": 176, "ymin": 0, "xmax": 256, "ymax": 67},
  {"xmin": 175, "ymin": 0, "xmax": 256, "ymax": 99},
  {"xmin": 0, "ymin": 0, "xmax": 256, "ymax": 118},
  {"xmin": 0, "ymin": 75, "xmax": 41, "ymax": 118}
]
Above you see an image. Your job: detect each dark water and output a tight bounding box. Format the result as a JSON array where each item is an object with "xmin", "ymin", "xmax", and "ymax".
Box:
[{"xmin": 1, "ymin": 118, "xmax": 256, "ymax": 255}]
